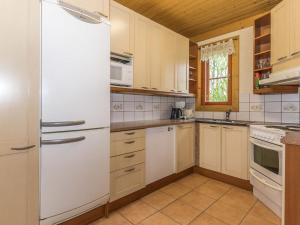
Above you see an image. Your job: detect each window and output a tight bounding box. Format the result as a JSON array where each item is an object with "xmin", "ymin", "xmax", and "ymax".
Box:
[{"xmin": 197, "ymin": 38, "xmax": 239, "ymax": 112}]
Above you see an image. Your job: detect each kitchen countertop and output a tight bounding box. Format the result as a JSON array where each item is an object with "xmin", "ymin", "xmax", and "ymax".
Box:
[{"xmin": 110, "ymin": 119, "xmax": 196, "ymax": 132}]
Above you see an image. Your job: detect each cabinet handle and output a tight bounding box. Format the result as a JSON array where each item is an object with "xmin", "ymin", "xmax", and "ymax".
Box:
[
  {"xmin": 223, "ymin": 126, "xmax": 233, "ymax": 129},
  {"xmin": 209, "ymin": 125, "xmax": 218, "ymax": 128},
  {"xmin": 123, "ymin": 52, "xmax": 133, "ymax": 56},
  {"xmin": 124, "ymin": 168, "xmax": 135, "ymax": 173},
  {"xmin": 94, "ymin": 11, "xmax": 108, "ymax": 18},
  {"xmin": 124, "ymin": 141, "xmax": 135, "ymax": 144},
  {"xmin": 124, "ymin": 154, "xmax": 135, "ymax": 158},
  {"xmin": 125, "ymin": 132, "xmax": 135, "ymax": 135},
  {"xmin": 11, "ymin": 145, "xmax": 36, "ymax": 151},
  {"xmin": 141, "ymin": 87, "xmax": 149, "ymax": 89},
  {"xmin": 170, "ymin": 89, "xmax": 177, "ymax": 92},
  {"xmin": 151, "ymin": 88, "xmax": 158, "ymax": 90},
  {"xmin": 277, "ymin": 56, "xmax": 287, "ymax": 61},
  {"xmin": 291, "ymin": 51, "xmax": 300, "ymax": 56}
]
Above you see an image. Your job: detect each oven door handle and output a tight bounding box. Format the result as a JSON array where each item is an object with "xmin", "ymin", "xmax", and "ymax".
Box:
[
  {"xmin": 250, "ymin": 169, "xmax": 282, "ymax": 191},
  {"xmin": 249, "ymin": 137, "xmax": 283, "ymax": 152}
]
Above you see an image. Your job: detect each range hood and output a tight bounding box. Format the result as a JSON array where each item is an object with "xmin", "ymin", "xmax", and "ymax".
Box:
[{"xmin": 259, "ymin": 66, "xmax": 300, "ymax": 85}]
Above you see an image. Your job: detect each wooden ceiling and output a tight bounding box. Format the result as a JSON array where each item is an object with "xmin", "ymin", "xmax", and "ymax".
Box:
[{"xmin": 114, "ymin": 0, "xmax": 281, "ymax": 39}]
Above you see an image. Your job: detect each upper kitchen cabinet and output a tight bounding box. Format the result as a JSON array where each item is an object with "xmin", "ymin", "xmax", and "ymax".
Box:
[
  {"xmin": 271, "ymin": 0, "xmax": 290, "ymax": 65},
  {"xmin": 160, "ymin": 30, "xmax": 176, "ymax": 92},
  {"xmin": 290, "ymin": 0, "xmax": 300, "ymax": 58},
  {"xmin": 0, "ymin": 0, "xmax": 40, "ymax": 225},
  {"xmin": 148, "ymin": 22, "xmax": 163, "ymax": 90},
  {"xmin": 175, "ymin": 36, "xmax": 189, "ymax": 93},
  {"xmin": 133, "ymin": 15, "xmax": 150, "ymax": 89},
  {"xmin": 110, "ymin": 1, "xmax": 134, "ymax": 56},
  {"xmin": 65, "ymin": 0, "xmax": 109, "ymax": 17}
]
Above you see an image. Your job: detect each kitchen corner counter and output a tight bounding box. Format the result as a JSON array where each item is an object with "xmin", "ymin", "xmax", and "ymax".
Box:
[
  {"xmin": 110, "ymin": 119, "xmax": 195, "ymax": 132},
  {"xmin": 282, "ymin": 131, "xmax": 300, "ymax": 146}
]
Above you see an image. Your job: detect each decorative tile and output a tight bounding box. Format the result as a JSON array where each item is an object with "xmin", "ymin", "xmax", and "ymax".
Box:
[
  {"xmin": 282, "ymin": 102, "xmax": 299, "ymax": 112},
  {"xmin": 153, "ymin": 103, "xmax": 160, "ymax": 111},
  {"xmin": 112, "ymin": 102, "xmax": 124, "ymax": 112},
  {"xmin": 135, "ymin": 102, "xmax": 145, "ymax": 111},
  {"xmin": 250, "ymin": 103, "xmax": 264, "ymax": 112}
]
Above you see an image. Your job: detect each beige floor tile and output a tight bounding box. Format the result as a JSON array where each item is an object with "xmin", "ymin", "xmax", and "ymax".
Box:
[
  {"xmin": 247, "ymin": 201, "xmax": 281, "ymax": 225},
  {"xmin": 141, "ymin": 190, "xmax": 175, "ymax": 210},
  {"xmin": 218, "ymin": 187, "xmax": 257, "ymax": 211},
  {"xmin": 240, "ymin": 214, "xmax": 277, "ymax": 225},
  {"xmin": 176, "ymin": 174, "xmax": 210, "ymax": 189},
  {"xmin": 91, "ymin": 213, "xmax": 132, "ymax": 225},
  {"xmin": 160, "ymin": 182, "xmax": 192, "ymax": 199},
  {"xmin": 194, "ymin": 180, "xmax": 231, "ymax": 199},
  {"xmin": 189, "ymin": 213, "xmax": 228, "ymax": 225},
  {"xmin": 138, "ymin": 212, "xmax": 180, "ymax": 225},
  {"xmin": 119, "ymin": 200, "xmax": 157, "ymax": 224},
  {"xmin": 161, "ymin": 200, "xmax": 201, "ymax": 225},
  {"xmin": 205, "ymin": 200, "xmax": 248, "ymax": 225},
  {"xmin": 180, "ymin": 191, "xmax": 215, "ymax": 211}
]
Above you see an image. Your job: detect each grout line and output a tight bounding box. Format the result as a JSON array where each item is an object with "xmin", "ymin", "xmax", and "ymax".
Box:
[{"xmin": 238, "ymin": 199, "xmax": 258, "ymax": 225}]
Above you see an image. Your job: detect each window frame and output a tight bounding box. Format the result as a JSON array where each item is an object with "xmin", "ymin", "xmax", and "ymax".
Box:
[{"xmin": 201, "ymin": 55, "xmax": 233, "ymax": 106}]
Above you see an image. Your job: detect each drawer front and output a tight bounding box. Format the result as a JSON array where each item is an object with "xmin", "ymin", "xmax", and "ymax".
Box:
[
  {"xmin": 111, "ymin": 150, "xmax": 145, "ymax": 172},
  {"xmin": 111, "ymin": 137, "xmax": 145, "ymax": 156},
  {"xmin": 111, "ymin": 129, "xmax": 145, "ymax": 141},
  {"xmin": 110, "ymin": 163, "xmax": 145, "ymax": 201},
  {"xmin": 176, "ymin": 123, "xmax": 194, "ymax": 129}
]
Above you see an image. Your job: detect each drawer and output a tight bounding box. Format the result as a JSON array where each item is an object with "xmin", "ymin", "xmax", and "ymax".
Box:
[
  {"xmin": 177, "ymin": 123, "xmax": 194, "ymax": 129},
  {"xmin": 111, "ymin": 150, "xmax": 145, "ymax": 172},
  {"xmin": 111, "ymin": 129, "xmax": 145, "ymax": 141},
  {"xmin": 111, "ymin": 137, "xmax": 145, "ymax": 156},
  {"xmin": 110, "ymin": 163, "xmax": 145, "ymax": 201}
]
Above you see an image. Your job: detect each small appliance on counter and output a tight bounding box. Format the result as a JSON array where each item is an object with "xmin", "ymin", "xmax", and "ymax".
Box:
[
  {"xmin": 183, "ymin": 108, "xmax": 194, "ymax": 119},
  {"xmin": 110, "ymin": 53, "xmax": 133, "ymax": 87},
  {"xmin": 171, "ymin": 101, "xmax": 185, "ymax": 120}
]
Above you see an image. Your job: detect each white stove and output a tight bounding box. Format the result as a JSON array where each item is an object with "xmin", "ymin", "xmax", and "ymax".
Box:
[{"xmin": 249, "ymin": 125, "xmax": 286, "ymax": 220}]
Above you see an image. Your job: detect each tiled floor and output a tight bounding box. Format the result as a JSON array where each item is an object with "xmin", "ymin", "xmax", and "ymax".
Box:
[{"xmin": 90, "ymin": 173, "xmax": 281, "ymax": 225}]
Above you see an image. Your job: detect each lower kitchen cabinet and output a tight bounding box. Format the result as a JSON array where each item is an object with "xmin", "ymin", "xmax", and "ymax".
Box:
[
  {"xmin": 110, "ymin": 130, "xmax": 145, "ymax": 201},
  {"xmin": 176, "ymin": 124, "xmax": 195, "ymax": 172},
  {"xmin": 199, "ymin": 124, "xmax": 222, "ymax": 172},
  {"xmin": 110, "ymin": 163, "xmax": 145, "ymax": 201},
  {"xmin": 221, "ymin": 126, "xmax": 248, "ymax": 179},
  {"xmin": 199, "ymin": 124, "xmax": 249, "ymax": 180}
]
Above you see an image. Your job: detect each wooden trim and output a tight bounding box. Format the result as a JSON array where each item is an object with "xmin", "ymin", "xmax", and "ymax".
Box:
[
  {"xmin": 285, "ymin": 144, "xmax": 300, "ymax": 225},
  {"xmin": 194, "ymin": 166, "xmax": 252, "ymax": 191},
  {"xmin": 111, "ymin": 86, "xmax": 195, "ymax": 98},
  {"xmin": 58, "ymin": 167, "xmax": 194, "ymax": 225}
]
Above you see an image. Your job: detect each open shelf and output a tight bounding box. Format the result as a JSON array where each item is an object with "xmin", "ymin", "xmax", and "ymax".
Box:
[
  {"xmin": 189, "ymin": 41, "xmax": 199, "ymax": 96},
  {"xmin": 254, "ymin": 50, "xmax": 271, "ymax": 56},
  {"xmin": 254, "ymin": 67, "xmax": 272, "ymax": 72}
]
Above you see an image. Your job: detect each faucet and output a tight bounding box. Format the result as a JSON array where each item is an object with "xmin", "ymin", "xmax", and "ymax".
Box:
[{"xmin": 225, "ymin": 109, "xmax": 232, "ymax": 121}]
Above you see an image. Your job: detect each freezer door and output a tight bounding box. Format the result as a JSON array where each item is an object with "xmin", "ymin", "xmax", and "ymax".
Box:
[
  {"xmin": 40, "ymin": 128, "xmax": 109, "ymax": 219},
  {"xmin": 41, "ymin": 1, "xmax": 110, "ymax": 132}
]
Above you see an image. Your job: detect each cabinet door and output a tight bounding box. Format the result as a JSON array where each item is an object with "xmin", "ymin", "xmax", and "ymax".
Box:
[
  {"xmin": 110, "ymin": 1, "xmax": 134, "ymax": 56},
  {"xmin": 290, "ymin": 0, "xmax": 300, "ymax": 57},
  {"xmin": 65, "ymin": 0, "xmax": 109, "ymax": 17},
  {"xmin": 134, "ymin": 15, "xmax": 150, "ymax": 89},
  {"xmin": 176, "ymin": 124, "xmax": 195, "ymax": 172},
  {"xmin": 176, "ymin": 36, "xmax": 189, "ymax": 93},
  {"xmin": 221, "ymin": 126, "xmax": 248, "ymax": 179},
  {"xmin": 0, "ymin": 0, "xmax": 39, "ymax": 225},
  {"xmin": 271, "ymin": 0, "xmax": 290, "ymax": 64},
  {"xmin": 149, "ymin": 23, "xmax": 162, "ymax": 90},
  {"xmin": 160, "ymin": 29, "xmax": 176, "ymax": 92},
  {"xmin": 199, "ymin": 124, "xmax": 222, "ymax": 172}
]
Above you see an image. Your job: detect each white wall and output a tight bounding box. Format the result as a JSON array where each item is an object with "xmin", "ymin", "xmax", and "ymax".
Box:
[{"xmin": 198, "ymin": 27, "xmax": 254, "ymax": 94}]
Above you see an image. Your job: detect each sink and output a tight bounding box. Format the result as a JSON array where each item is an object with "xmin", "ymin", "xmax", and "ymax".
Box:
[{"xmin": 196, "ymin": 119, "xmax": 248, "ymax": 126}]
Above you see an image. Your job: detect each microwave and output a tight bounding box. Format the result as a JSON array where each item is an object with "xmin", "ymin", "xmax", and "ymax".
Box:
[{"xmin": 110, "ymin": 53, "xmax": 133, "ymax": 87}]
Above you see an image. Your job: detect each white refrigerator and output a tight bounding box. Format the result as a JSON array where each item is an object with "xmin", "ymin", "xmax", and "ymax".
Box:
[{"xmin": 40, "ymin": 1, "xmax": 110, "ymax": 224}]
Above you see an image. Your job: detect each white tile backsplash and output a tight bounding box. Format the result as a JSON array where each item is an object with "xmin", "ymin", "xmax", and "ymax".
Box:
[
  {"xmin": 124, "ymin": 94, "xmax": 135, "ymax": 102},
  {"xmin": 265, "ymin": 113, "xmax": 281, "ymax": 123},
  {"xmin": 250, "ymin": 94, "xmax": 264, "ymax": 103},
  {"xmin": 282, "ymin": 113, "xmax": 299, "ymax": 124},
  {"xmin": 282, "ymin": 93, "xmax": 299, "ymax": 102},
  {"xmin": 124, "ymin": 101, "xmax": 134, "ymax": 111},
  {"xmin": 250, "ymin": 112, "xmax": 264, "ymax": 122},
  {"xmin": 265, "ymin": 94, "xmax": 282, "ymax": 102},
  {"xmin": 112, "ymin": 93, "xmax": 123, "ymax": 102},
  {"xmin": 237, "ymin": 112, "xmax": 250, "ymax": 121},
  {"xmin": 239, "ymin": 103, "xmax": 250, "ymax": 112},
  {"xmin": 282, "ymin": 102, "xmax": 299, "ymax": 112},
  {"xmin": 124, "ymin": 112, "xmax": 134, "ymax": 122},
  {"xmin": 239, "ymin": 93, "xmax": 250, "ymax": 103},
  {"xmin": 265, "ymin": 102, "xmax": 281, "ymax": 113},
  {"xmin": 134, "ymin": 112, "xmax": 145, "ymax": 121}
]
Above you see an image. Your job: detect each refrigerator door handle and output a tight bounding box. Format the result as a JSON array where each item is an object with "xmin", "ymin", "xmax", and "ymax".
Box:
[
  {"xmin": 58, "ymin": 1, "xmax": 103, "ymax": 24},
  {"xmin": 41, "ymin": 120, "xmax": 86, "ymax": 127},
  {"xmin": 41, "ymin": 136, "xmax": 86, "ymax": 145}
]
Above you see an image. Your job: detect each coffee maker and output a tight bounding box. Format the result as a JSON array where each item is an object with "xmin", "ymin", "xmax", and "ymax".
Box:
[{"xmin": 170, "ymin": 101, "xmax": 185, "ymax": 120}]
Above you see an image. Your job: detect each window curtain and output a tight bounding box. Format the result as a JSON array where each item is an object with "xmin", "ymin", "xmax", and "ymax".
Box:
[{"xmin": 200, "ymin": 38, "xmax": 235, "ymax": 62}]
